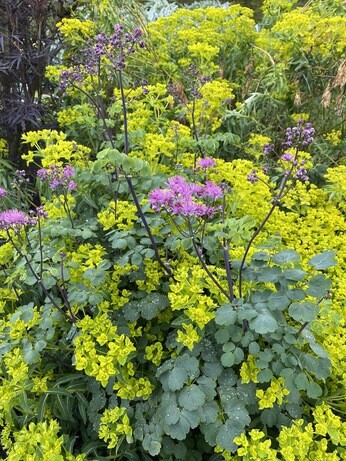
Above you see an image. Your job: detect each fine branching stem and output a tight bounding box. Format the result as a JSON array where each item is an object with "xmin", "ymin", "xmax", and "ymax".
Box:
[
  {"xmin": 191, "ymin": 236, "xmax": 232, "ymax": 302},
  {"xmin": 238, "ymin": 149, "xmax": 298, "ymax": 298},
  {"xmin": 118, "ymin": 70, "xmax": 173, "ymax": 276},
  {"xmin": 8, "ymin": 232, "xmax": 73, "ymax": 322}
]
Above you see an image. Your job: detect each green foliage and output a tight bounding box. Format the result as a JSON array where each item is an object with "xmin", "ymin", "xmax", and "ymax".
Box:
[{"xmin": 0, "ymin": 0, "xmax": 345, "ymax": 460}]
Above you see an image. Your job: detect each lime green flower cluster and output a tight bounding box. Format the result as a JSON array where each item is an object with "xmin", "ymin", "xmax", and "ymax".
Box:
[
  {"xmin": 240, "ymin": 355, "xmax": 261, "ymax": 384},
  {"xmin": 21, "ymin": 130, "xmax": 90, "ymax": 167},
  {"xmin": 3, "ymin": 419, "xmax": 85, "ymax": 461},
  {"xmin": 325, "ymin": 165, "xmax": 346, "ymax": 213},
  {"xmin": 57, "ymin": 105, "xmax": 97, "ymax": 130},
  {"xmin": 0, "ymin": 349, "xmax": 29, "ymax": 424},
  {"xmin": 233, "ymin": 429, "xmax": 279, "ymax": 460},
  {"xmin": 169, "ymin": 263, "xmax": 223, "ymax": 327},
  {"xmin": 324, "ymin": 130, "xmax": 343, "ymax": 146},
  {"xmin": 187, "ymin": 79, "xmax": 234, "ymax": 133},
  {"xmin": 74, "ymin": 314, "xmax": 136, "ymax": 387},
  {"xmin": 245, "ymin": 133, "xmax": 272, "ymax": 160},
  {"xmin": 69, "ymin": 243, "xmax": 107, "ymax": 285},
  {"xmin": 257, "ymin": 8, "xmax": 346, "ymax": 61},
  {"xmin": 210, "ymin": 158, "xmax": 272, "ymax": 223},
  {"xmin": 176, "ymin": 323, "xmax": 201, "ymax": 351},
  {"xmin": 57, "ymin": 18, "xmax": 96, "ymax": 43},
  {"xmin": 216, "ymin": 405, "xmax": 346, "ymax": 460},
  {"xmin": 278, "ymin": 420, "xmax": 318, "ymax": 460},
  {"xmin": 147, "ymin": 6, "xmax": 256, "ymax": 77},
  {"xmin": 313, "ymin": 403, "xmax": 346, "ymax": 445},
  {"xmin": 97, "ymin": 200, "xmax": 138, "ymax": 231},
  {"xmin": 145, "ymin": 342, "xmax": 164, "ymax": 366},
  {"xmin": 43, "ymin": 193, "xmax": 76, "ymax": 220},
  {"xmin": 113, "ymin": 374, "xmax": 154, "ymax": 400},
  {"xmin": 256, "ymin": 377, "xmax": 290, "ymax": 409},
  {"xmin": 0, "ymin": 137, "xmax": 7, "ymax": 156},
  {"xmin": 136, "ymin": 259, "xmax": 164, "ymax": 293},
  {"xmin": 98, "ymin": 406, "xmax": 133, "ymax": 449}
]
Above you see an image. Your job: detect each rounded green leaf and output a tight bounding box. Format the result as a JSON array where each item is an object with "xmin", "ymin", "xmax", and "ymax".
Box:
[
  {"xmin": 288, "ymin": 302, "xmax": 319, "ymax": 322},
  {"xmin": 168, "ymin": 368, "xmax": 188, "ymax": 392},
  {"xmin": 249, "ymin": 312, "xmax": 278, "ymax": 334},
  {"xmin": 308, "ymin": 251, "xmax": 336, "ymax": 270},
  {"xmin": 294, "ymin": 372, "xmax": 309, "ymax": 391},
  {"xmin": 307, "ymin": 274, "xmax": 332, "ymax": 298},
  {"xmin": 272, "ymin": 250, "xmax": 300, "ymax": 265},
  {"xmin": 178, "ymin": 384, "xmax": 205, "ymax": 411},
  {"xmin": 306, "ymin": 382, "xmax": 322, "ymax": 399},
  {"xmin": 221, "ymin": 352, "xmax": 235, "ymax": 367}
]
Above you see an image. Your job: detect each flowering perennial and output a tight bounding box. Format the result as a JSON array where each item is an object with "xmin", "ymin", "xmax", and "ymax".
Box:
[
  {"xmin": 37, "ymin": 164, "xmax": 76, "ymax": 190},
  {"xmin": 59, "ymin": 24, "xmax": 145, "ymax": 91},
  {"xmin": 0, "ymin": 210, "xmax": 35, "ymax": 232},
  {"xmin": 149, "ymin": 175, "xmax": 222, "ymax": 218}
]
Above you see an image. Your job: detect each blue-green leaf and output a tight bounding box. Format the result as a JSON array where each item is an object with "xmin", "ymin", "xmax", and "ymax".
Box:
[
  {"xmin": 268, "ymin": 292, "xmax": 290, "ymax": 311},
  {"xmin": 306, "ymin": 274, "xmax": 332, "ymax": 298},
  {"xmin": 288, "ymin": 302, "xmax": 319, "ymax": 322},
  {"xmin": 168, "ymin": 368, "xmax": 188, "ymax": 392},
  {"xmin": 306, "ymin": 382, "xmax": 322, "ymax": 399},
  {"xmin": 221, "ymin": 351, "xmax": 235, "ymax": 367},
  {"xmin": 215, "ymin": 304, "xmax": 237, "ymax": 326},
  {"xmin": 178, "ymin": 384, "xmax": 205, "ymax": 411},
  {"xmin": 249, "ymin": 311, "xmax": 278, "ymax": 334},
  {"xmin": 164, "ymin": 405, "xmax": 180, "ymax": 425},
  {"xmin": 294, "ymin": 372, "xmax": 309, "ymax": 391},
  {"xmin": 283, "ymin": 269, "xmax": 306, "ymax": 281},
  {"xmin": 272, "ymin": 250, "xmax": 300, "ymax": 265},
  {"xmin": 257, "ymin": 266, "xmax": 282, "ymax": 283},
  {"xmin": 308, "ymin": 251, "xmax": 336, "ymax": 270}
]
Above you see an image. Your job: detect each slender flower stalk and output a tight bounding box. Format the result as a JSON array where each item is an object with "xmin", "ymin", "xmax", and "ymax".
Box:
[
  {"xmin": 5, "ymin": 229, "xmax": 75, "ymax": 323},
  {"xmin": 239, "ymin": 121, "xmax": 315, "ymax": 299},
  {"xmin": 59, "ymin": 25, "xmax": 172, "ymax": 276}
]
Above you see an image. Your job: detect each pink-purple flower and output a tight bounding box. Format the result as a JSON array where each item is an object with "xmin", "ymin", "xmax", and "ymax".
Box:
[
  {"xmin": 37, "ymin": 165, "xmax": 76, "ymax": 191},
  {"xmin": 281, "ymin": 153, "xmax": 294, "ymax": 162},
  {"xmin": 0, "ymin": 209, "xmax": 36, "ymax": 232},
  {"xmin": 149, "ymin": 175, "xmax": 222, "ymax": 218},
  {"xmin": 0, "ymin": 187, "xmax": 7, "ymax": 197},
  {"xmin": 197, "ymin": 157, "xmax": 216, "ymax": 169}
]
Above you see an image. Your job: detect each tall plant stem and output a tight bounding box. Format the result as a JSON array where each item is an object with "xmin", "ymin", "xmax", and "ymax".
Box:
[
  {"xmin": 191, "ymin": 237, "xmax": 232, "ymax": 302},
  {"xmin": 118, "ymin": 70, "xmax": 173, "ymax": 276},
  {"xmin": 238, "ymin": 157, "xmax": 297, "ymax": 298},
  {"xmin": 8, "ymin": 232, "xmax": 74, "ymax": 322},
  {"xmin": 222, "ymin": 243, "xmax": 234, "ymax": 302}
]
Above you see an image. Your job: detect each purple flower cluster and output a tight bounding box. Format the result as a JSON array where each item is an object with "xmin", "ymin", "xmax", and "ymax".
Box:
[
  {"xmin": 0, "ymin": 187, "xmax": 7, "ymax": 197},
  {"xmin": 295, "ymin": 168, "xmax": 309, "ymax": 181},
  {"xmin": 263, "ymin": 143, "xmax": 274, "ymax": 156},
  {"xmin": 59, "ymin": 25, "xmax": 145, "ymax": 91},
  {"xmin": 281, "ymin": 153, "xmax": 295, "ymax": 162},
  {"xmin": 0, "ymin": 209, "xmax": 36, "ymax": 232},
  {"xmin": 283, "ymin": 120, "xmax": 315, "ymax": 148},
  {"xmin": 37, "ymin": 165, "xmax": 76, "ymax": 191},
  {"xmin": 197, "ymin": 157, "xmax": 216, "ymax": 169},
  {"xmin": 247, "ymin": 170, "xmax": 259, "ymax": 184},
  {"xmin": 149, "ymin": 175, "xmax": 223, "ymax": 218}
]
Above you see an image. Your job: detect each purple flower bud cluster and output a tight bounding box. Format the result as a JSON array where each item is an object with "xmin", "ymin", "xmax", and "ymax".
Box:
[
  {"xmin": 37, "ymin": 165, "xmax": 76, "ymax": 191},
  {"xmin": 149, "ymin": 175, "xmax": 223, "ymax": 218},
  {"xmin": 263, "ymin": 143, "xmax": 274, "ymax": 156},
  {"xmin": 295, "ymin": 168, "xmax": 309, "ymax": 181},
  {"xmin": 0, "ymin": 187, "xmax": 7, "ymax": 197},
  {"xmin": 59, "ymin": 25, "xmax": 145, "ymax": 91},
  {"xmin": 0, "ymin": 209, "xmax": 37, "ymax": 232},
  {"xmin": 247, "ymin": 170, "xmax": 259, "ymax": 184},
  {"xmin": 281, "ymin": 153, "xmax": 295, "ymax": 162},
  {"xmin": 282, "ymin": 120, "xmax": 315, "ymax": 148}
]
